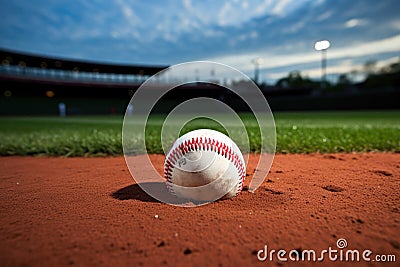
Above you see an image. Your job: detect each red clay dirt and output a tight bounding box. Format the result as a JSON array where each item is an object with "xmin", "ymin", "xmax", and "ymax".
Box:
[{"xmin": 0, "ymin": 153, "xmax": 399, "ymax": 267}]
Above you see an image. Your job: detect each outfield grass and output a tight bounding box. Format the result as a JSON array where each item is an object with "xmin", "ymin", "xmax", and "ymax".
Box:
[{"xmin": 0, "ymin": 111, "xmax": 399, "ymax": 156}]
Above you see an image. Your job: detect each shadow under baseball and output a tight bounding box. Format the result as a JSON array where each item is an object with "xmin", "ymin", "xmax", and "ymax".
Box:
[
  {"xmin": 111, "ymin": 183, "xmax": 161, "ymax": 203},
  {"xmin": 111, "ymin": 182, "xmax": 205, "ymax": 205}
]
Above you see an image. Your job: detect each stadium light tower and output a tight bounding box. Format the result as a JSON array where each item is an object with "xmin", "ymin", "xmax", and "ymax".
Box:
[
  {"xmin": 314, "ymin": 40, "xmax": 330, "ymax": 87},
  {"xmin": 252, "ymin": 57, "xmax": 264, "ymax": 84}
]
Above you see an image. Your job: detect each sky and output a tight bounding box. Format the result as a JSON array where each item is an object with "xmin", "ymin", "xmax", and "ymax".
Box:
[{"xmin": 1, "ymin": 0, "xmax": 400, "ymax": 84}]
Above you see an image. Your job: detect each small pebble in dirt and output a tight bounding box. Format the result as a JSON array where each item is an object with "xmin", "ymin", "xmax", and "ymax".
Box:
[
  {"xmin": 184, "ymin": 248, "xmax": 192, "ymax": 255},
  {"xmin": 373, "ymin": 170, "xmax": 392, "ymax": 176},
  {"xmin": 266, "ymin": 189, "xmax": 284, "ymax": 195},
  {"xmin": 323, "ymin": 185, "xmax": 344, "ymax": 192},
  {"xmin": 154, "ymin": 215, "xmax": 159, "ymax": 218}
]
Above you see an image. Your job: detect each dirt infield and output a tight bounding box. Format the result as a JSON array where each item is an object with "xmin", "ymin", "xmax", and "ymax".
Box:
[{"xmin": 0, "ymin": 153, "xmax": 399, "ymax": 266}]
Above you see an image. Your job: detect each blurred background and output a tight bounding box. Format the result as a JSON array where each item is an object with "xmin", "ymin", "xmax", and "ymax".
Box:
[{"xmin": 1, "ymin": 0, "xmax": 399, "ymax": 115}]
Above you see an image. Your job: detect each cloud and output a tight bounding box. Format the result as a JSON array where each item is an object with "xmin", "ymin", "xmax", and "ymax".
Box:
[
  {"xmin": 316, "ymin": 11, "xmax": 333, "ymax": 21},
  {"xmin": 282, "ymin": 20, "xmax": 305, "ymax": 34},
  {"xmin": 183, "ymin": 0, "xmax": 192, "ymax": 10},
  {"xmin": 344, "ymin": 18, "xmax": 367, "ymax": 28},
  {"xmin": 218, "ymin": 2, "xmax": 233, "ymax": 26},
  {"xmin": 253, "ymin": 0, "xmax": 309, "ymax": 17},
  {"xmin": 329, "ymin": 34, "xmax": 400, "ymax": 59},
  {"xmin": 271, "ymin": 0, "xmax": 295, "ymax": 15},
  {"xmin": 206, "ymin": 34, "xmax": 400, "ymax": 75}
]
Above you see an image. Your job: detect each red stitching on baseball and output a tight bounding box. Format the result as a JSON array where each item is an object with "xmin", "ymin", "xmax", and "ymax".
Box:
[{"xmin": 164, "ymin": 136, "xmax": 246, "ymax": 198}]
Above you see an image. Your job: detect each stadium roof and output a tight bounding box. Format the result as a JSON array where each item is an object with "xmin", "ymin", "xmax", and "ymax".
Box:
[{"xmin": 0, "ymin": 48, "xmax": 168, "ymax": 75}]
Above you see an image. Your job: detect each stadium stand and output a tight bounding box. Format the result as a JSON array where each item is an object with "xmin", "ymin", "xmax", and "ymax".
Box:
[
  {"xmin": 0, "ymin": 48, "xmax": 168, "ymax": 87},
  {"xmin": 1, "ymin": 48, "xmax": 399, "ymax": 115},
  {"xmin": 0, "ymin": 48, "xmax": 233, "ymax": 115}
]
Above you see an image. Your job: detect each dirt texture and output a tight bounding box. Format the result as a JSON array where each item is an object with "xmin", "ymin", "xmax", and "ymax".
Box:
[{"xmin": 0, "ymin": 153, "xmax": 399, "ymax": 266}]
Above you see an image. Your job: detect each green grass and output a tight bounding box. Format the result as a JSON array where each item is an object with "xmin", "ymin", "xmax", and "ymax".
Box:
[{"xmin": 0, "ymin": 111, "xmax": 399, "ymax": 156}]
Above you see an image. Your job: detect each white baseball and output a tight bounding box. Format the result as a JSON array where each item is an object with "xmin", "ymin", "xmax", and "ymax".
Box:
[{"xmin": 164, "ymin": 129, "xmax": 246, "ymax": 202}]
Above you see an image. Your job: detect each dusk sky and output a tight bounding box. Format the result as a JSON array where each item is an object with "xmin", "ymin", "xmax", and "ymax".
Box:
[{"xmin": 1, "ymin": 0, "xmax": 399, "ymax": 84}]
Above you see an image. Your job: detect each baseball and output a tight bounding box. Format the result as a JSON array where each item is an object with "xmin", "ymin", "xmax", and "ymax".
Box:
[{"xmin": 164, "ymin": 129, "xmax": 246, "ymax": 202}]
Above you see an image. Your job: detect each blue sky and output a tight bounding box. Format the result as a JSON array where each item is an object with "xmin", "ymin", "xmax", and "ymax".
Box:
[{"xmin": 1, "ymin": 0, "xmax": 399, "ymax": 84}]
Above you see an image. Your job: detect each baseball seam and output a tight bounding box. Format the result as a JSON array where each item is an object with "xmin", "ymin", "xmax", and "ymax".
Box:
[{"xmin": 164, "ymin": 136, "xmax": 246, "ymax": 198}]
